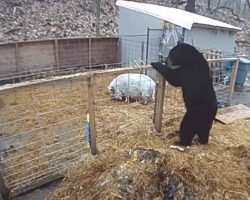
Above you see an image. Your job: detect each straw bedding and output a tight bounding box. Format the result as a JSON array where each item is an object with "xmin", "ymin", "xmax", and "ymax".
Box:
[
  {"xmin": 47, "ymin": 80, "xmax": 249, "ymax": 199},
  {"xmin": 46, "ymin": 116, "xmax": 250, "ymax": 200}
]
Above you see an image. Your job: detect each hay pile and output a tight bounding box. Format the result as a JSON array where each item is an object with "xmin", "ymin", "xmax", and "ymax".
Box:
[{"xmin": 47, "ymin": 116, "xmax": 250, "ymax": 200}]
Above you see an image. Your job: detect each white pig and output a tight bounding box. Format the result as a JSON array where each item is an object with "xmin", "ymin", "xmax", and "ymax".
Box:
[{"xmin": 108, "ymin": 73, "xmax": 155, "ymax": 104}]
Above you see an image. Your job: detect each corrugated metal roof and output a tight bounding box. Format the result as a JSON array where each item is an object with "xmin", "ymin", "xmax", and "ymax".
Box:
[{"xmin": 116, "ymin": 0, "xmax": 241, "ymax": 31}]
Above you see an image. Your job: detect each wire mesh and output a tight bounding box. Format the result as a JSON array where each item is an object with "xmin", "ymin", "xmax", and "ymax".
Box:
[
  {"xmin": 0, "ymin": 77, "xmax": 90, "ymax": 194},
  {"xmin": 93, "ymin": 70, "xmax": 156, "ymax": 150}
]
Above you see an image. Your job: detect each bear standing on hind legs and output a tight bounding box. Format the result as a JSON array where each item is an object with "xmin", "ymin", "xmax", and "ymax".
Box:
[{"xmin": 151, "ymin": 43, "xmax": 218, "ymax": 146}]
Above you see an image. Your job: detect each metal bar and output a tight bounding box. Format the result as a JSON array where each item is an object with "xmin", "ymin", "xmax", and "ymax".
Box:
[
  {"xmin": 145, "ymin": 28, "xmax": 150, "ymax": 65},
  {"xmin": 141, "ymin": 41, "xmax": 145, "ymax": 63}
]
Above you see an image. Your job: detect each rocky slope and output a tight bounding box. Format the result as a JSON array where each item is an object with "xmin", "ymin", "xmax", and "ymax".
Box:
[
  {"xmin": 0, "ymin": 0, "xmax": 118, "ymax": 42},
  {"xmin": 0, "ymin": 0, "xmax": 249, "ymax": 55}
]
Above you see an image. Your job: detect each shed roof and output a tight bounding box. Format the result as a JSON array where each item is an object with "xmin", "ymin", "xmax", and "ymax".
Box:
[{"xmin": 116, "ymin": 0, "xmax": 241, "ymax": 31}]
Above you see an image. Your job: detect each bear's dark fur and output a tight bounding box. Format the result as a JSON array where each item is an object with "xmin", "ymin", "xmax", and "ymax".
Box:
[{"xmin": 152, "ymin": 43, "xmax": 218, "ymax": 146}]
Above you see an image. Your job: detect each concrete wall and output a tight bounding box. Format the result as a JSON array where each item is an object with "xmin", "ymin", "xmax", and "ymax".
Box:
[{"xmin": 184, "ymin": 26, "xmax": 236, "ymax": 53}]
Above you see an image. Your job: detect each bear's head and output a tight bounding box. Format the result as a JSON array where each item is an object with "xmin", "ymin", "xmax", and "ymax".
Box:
[{"xmin": 165, "ymin": 43, "xmax": 205, "ymax": 68}]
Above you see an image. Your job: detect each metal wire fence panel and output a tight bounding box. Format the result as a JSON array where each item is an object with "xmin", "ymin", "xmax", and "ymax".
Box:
[
  {"xmin": 161, "ymin": 56, "xmax": 239, "ymax": 133},
  {"xmin": 0, "ymin": 77, "xmax": 90, "ymax": 194},
  {"xmin": 162, "ymin": 85, "xmax": 185, "ymax": 133},
  {"xmin": 119, "ymin": 33, "xmax": 161, "ymax": 80},
  {"xmin": 93, "ymin": 70, "xmax": 156, "ymax": 150}
]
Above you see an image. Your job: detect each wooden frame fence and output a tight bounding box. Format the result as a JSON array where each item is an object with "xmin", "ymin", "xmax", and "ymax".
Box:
[{"xmin": 0, "ymin": 57, "xmax": 239, "ymax": 197}]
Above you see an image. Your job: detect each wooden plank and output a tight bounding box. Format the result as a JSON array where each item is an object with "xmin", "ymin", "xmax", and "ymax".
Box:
[
  {"xmin": 207, "ymin": 58, "xmax": 238, "ymax": 62},
  {"xmin": 0, "ymin": 37, "xmax": 119, "ymax": 46},
  {"xmin": 87, "ymin": 77, "xmax": 97, "ymax": 155},
  {"xmin": 12, "ymin": 173, "xmax": 64, "ymax": 198},
  {"xmin": 0, "ymin": 65, "xmax": 152, "ymax": 92},
  {"xmin": 153, "ymin": 81, "xmax": 158, "ymax": 124},
  {"xmin": 227, "ymin": 59, "xmax": 239, "ymax": 106},
  {"xmin": 216, "ymin": 104, "xmax": 250, "ymax": 124},
  {"xmin": 154, "ymin": 72, "xmax": 166, "ymax": 132},
  {"xmin": 218, "ymin": 50, "xmax": 223, "ymax": 83}
]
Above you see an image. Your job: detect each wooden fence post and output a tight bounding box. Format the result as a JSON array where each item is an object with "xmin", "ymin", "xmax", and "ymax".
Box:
[
  {"xmin": 154, "ymin": 72, "xmax": 166, "ymax": 132},
  {"xmin": 15, "ymin": 43, "xmax": 19, "ymax": 75},
  {"xmin": 89, "ymin": 38, "xmax": 92, "ymax": 68},
  {"xmin": 227, "ymin": 59, "xmax": 239, "ymax": 106},
  {"xmin": 54, "ymin": 39, "xmax": 59, "ymax": 70},
  {"xmin": 87, "ymin": 76, "xmax": 97, "ymax": 155}
]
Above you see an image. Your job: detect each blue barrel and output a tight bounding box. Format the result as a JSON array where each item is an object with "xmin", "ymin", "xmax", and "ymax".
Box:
[
  {"xmin": 235, "ymin": 57, "xmax": 250, "ymax": 87},
  {"xmin": 224, "ymin": 52, "xmax": 234, "ymax": 69}
]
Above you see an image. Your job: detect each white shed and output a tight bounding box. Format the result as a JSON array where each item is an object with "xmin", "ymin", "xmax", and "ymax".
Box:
[{"xmin": 116, "ymin": 0, "xmax": 241, "ymax": 67}]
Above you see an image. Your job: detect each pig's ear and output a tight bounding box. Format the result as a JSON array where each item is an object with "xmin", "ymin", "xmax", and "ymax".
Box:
[{"xmin": 110, "ymin": 87, "xmax": 115, "ymax": 92}]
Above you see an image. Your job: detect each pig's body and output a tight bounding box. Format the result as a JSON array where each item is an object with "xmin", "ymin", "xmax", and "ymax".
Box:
[{"xmin": 108, "ymin": 73, "xmax": 155, "ymax": 103}]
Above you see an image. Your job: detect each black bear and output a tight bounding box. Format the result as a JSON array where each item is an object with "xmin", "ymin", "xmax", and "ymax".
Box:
[{"xmin": 151, "ymin": 43, "xmax": 218, "ymax": 146}]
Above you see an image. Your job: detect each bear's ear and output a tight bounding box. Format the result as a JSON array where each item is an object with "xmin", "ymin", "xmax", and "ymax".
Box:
[
  {"xmin": 165, "ymin": 56, "xmax": 180, "ymax": 70},
  {"xmin": 165, "ymin": 56, "xmax": 172, "ymax": 66}
]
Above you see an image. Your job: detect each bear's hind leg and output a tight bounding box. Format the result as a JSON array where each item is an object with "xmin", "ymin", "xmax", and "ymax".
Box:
[
  {"xmin": 179, "ymin": 111, "xmax": 197, "ymax": 146},
  {"xmin": 197, "ymin": 119, "xmax": 213, "ymax": 144},
  {"xmin": 196, "ymin": 107, "xmax": 217, "ymax": 144}
]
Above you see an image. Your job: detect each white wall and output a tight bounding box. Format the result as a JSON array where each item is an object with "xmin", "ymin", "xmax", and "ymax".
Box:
[
  {"xmin": 119, "ymin": 7, "xmax": 162, "ymax": 64},
  {"xmin": 184, "ymin": 26, "xmax": 236, "ymax": 54},
  {"xmin": 119, "ymin": 7, "xmax": 163, "ymax": 36},
  {"xmin": 119, "ymin": 7, "xmax": 164, "ymax": 79}
]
